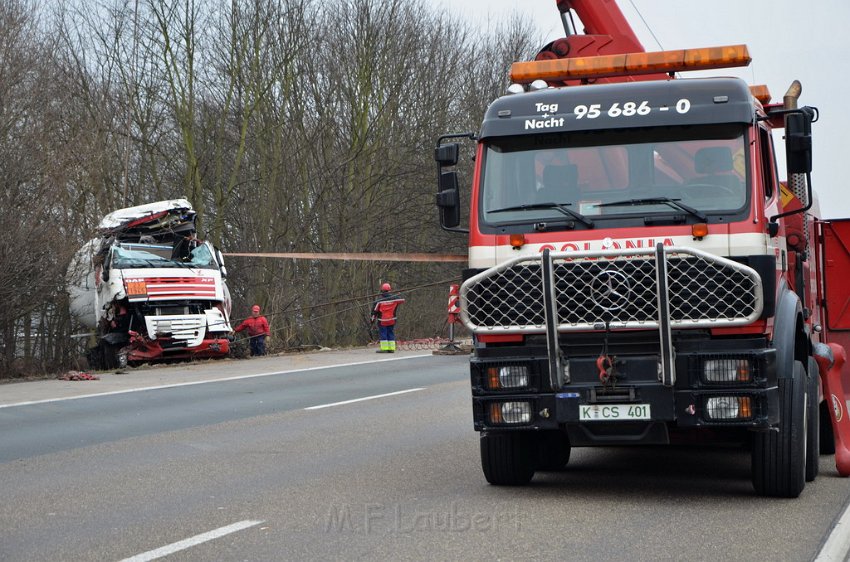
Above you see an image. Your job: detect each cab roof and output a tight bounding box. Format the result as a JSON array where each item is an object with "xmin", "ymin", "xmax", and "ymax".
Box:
[{"xmin": 480, "ymin": 77, "xmax": 754, "ymax": 140}]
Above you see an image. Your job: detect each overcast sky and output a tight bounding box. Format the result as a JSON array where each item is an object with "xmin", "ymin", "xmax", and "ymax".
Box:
[{"xmin": 429, "ymin": 0, "xmax": 850, "ymax": 219}]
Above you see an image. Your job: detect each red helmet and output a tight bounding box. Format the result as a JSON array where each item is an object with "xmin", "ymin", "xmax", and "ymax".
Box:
[{"xmin": 381, "ymin": 283, "xmax": 391, "ymax": 292}]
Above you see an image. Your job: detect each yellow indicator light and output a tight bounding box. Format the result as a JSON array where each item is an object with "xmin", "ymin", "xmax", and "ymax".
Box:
[
  {"xmin": 749, "ymin": 84, "xmax": 771, "ymax": 105},
  {"xmin": 487, "ymin": 367, "xmax": 501, "ymax": 389},
  {"xmin": 489, "ymin": 403, "xmax": 503, "ymax": 424},
  {"xmin": 739, "ymin": 397, "xmax": 752, "ymax": 418},
  {"xmin": 510, "ymin": 233, "xmax": 526, "ymax": 249},
  {"xmin": 736, "ymin": 360, "xmax": 751, "ymax": 382},
  {"xmin": 691, "ymin": 223, "xmax": 709, "ymax": 238},
  {"xmin": 510, "ymin": 44, "xmax": 751, "ymax": 84}
]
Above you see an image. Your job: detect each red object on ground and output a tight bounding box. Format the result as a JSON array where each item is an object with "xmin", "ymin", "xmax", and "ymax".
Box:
[
  {"xmin": 814, "ymin": 343, "xmax": 850, "ymax": 477},
  {"xmin": 59, "ymin": 371, "xmax": 100, "ymax": 381}
]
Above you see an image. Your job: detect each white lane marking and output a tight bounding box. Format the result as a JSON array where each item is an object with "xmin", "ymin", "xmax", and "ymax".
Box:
[
  {"xmin": 304, "ymin": 387, "xmax": 425, "ymax": 410},
  {"xmin": 815, "ymin": 497, "xmax": 850, "ymax": 562},
  {"xmin": 0, "ymin": 354, "xmax": 433, "ymax": 409},
  {"xmin": 120, "ymin": 519, "xmax": 264, "ymax": 562}
]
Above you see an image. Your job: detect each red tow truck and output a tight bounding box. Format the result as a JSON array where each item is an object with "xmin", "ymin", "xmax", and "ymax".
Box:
[{"xmin": 435, "ymin": 0, "xmax": 850, "ymax": 496}]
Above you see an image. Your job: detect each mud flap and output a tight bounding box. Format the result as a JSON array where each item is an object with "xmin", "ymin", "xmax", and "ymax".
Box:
[{"xmin": 813, "ymin": 342, "xmax": 850, "ymax": 477}]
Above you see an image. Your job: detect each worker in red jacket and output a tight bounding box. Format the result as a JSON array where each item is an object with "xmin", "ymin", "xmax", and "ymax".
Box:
[
  {"xmin": 371, "ymin": 283, "xmax": 405, "ymax": 353},
  {"xmin": 234, "ymin": 304, "xmax": 270, "ymax": 356}
]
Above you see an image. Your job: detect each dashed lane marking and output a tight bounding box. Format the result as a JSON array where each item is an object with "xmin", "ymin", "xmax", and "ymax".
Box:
[
  {"xmin": 119, "ymin": 519, "xmax": 264, "ymax": 562},
  {"xmin": 0, "ymin": 354, "xmax": 433, "ymax": 409},
  {"xmin": 304, "ymin": 388, "xmax": 425, "ymax": 410}
]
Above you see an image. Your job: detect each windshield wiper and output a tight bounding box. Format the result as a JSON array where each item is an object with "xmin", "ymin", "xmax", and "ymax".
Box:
[
  {"xmin": 488, "ymin": 202, "xmax": 594, "ymax": 228},
  {"xmin": 595, "ymin": 197, "xmax": 707, "ymax": 222}
]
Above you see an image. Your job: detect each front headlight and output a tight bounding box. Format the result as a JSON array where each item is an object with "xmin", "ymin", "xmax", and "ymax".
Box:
[
  {"xmin": 489, "ymin": 401, "xmax": 533, "ymax": 424},
  {"xmin": 705, "ymin": 396, "xmax": 752, "ymax": 420},
  {"xmin": 703, "ymin": 358, "xmax": 752, "ymax": 383},
  {"xmin": 486, "ymin": 365, "xmax": 529, "ymax": 389}
]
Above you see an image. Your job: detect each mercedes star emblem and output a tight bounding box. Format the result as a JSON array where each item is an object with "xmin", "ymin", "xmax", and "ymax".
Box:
[{"xmin": 590, "ymin": 269, "xmax": 632, "ymax": 311}]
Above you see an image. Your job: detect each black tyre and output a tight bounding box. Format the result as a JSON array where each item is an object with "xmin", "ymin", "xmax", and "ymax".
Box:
[
  {"xmin": 820, "ymin": 401, "xmax": 836, "ymax": 455},
  {"xmin": 805, "ymin": 357, "xmax": 820, "ymax": 482},
  {"xmin": 752, "ymin": 360, "xmax": 806, "ymax": 497},
  {"xmin": 86, "ymin": 346, "xmax": 104, "ymax": 371},
  {"xmin": 100, "ymin": 342, "xmax": 119, "ymax": 370},
  {"xmin": 480, "ymin": 432, "xmax": 536, "ymax": 485},
  {"xmin": 536, "ymin": 431, "xmax": 571, "ymax": 471}
]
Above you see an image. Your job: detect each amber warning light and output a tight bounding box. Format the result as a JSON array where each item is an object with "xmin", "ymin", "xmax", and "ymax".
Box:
[{"xmin": 510, "ymin": 45, "xmax": 751, "ymax": 84}]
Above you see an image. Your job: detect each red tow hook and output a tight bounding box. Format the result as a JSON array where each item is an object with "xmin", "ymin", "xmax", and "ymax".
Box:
[
  {"xmin": 597, "ymin": 355, "xmax": 613, "ymax": 384},
  {"xmin": 814, "ymin": 342, "xmax": 850, "ymax": 477}
]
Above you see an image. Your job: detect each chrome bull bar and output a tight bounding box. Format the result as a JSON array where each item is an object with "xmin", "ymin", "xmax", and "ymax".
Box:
[{"xmin": 460, "ymin": 244, "xmax": 764, "ymax": 388}]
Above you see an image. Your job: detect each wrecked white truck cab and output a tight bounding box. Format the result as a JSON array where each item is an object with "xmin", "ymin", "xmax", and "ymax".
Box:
[{"xmin": 68, "ymin": 199, "xmax": 232, "ymax": 368}]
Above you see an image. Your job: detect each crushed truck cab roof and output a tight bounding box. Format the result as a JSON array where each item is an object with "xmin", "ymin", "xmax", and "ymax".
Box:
[{"xmin": 98, "ymin": 198, "xmax": 195, "ymax": 239}]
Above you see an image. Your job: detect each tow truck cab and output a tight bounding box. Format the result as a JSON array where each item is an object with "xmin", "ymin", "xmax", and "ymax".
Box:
[{"xmin": 435, "ymin": 45, "xmax": 825, "ymax": 497}]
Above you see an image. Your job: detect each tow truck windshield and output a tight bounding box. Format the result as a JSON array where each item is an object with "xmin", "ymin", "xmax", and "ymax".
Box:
[{"xmin": 480, "ymin": 124, "xmax": 748, "ymax": 226}]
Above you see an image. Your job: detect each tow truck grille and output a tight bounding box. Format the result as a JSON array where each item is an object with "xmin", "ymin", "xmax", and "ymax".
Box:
[{"xmin": 461, "ymin": 248, "xmax": 762, "ymax": 333}]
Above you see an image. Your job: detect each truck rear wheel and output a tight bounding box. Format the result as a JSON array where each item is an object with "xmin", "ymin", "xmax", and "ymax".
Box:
[
  {"xmin": 805, "ymin": 357, "xmax": 820, "ymax": 482},
  {"xmin": 480, "ymin": 432, "xmax": 536, "ymax": 485},
  {"xmin": 536, "ymin": 431, "xmax": 571, "ymax": 471},
  {"xmin": 751, "ymin": 360, "xmax": 806, "ymax": 497}
]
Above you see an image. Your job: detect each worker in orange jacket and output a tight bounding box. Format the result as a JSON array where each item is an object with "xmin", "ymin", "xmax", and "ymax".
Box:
[
  {"xmin": 234, "ymin": 304, "xmax": 270, "ymax": 356},
  {"xmin": 371, "ymin": 283, "xmax": 405, "ymax": 353}
]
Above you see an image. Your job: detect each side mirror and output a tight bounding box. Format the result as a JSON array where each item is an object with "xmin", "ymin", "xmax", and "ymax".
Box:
[
  {"xmin": 215, "ymin": 248, "xmax": 227, "ymax": 278},
  {"xmin": 436, "ymin": 171, "xmax": 461, "ymax": 229},
  {"xmin": 435, "ymin": 143, "xmax": 460, "ymax": 167},
  {"xmin": 786, "ymin": 110, "xmax": 812, "ymax": 175},
  {"xmin": 102, "ymin": 249, "xmax": 112, "ymax": 281}
]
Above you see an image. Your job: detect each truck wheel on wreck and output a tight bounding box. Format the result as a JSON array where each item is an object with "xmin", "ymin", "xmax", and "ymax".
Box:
[
  {"xmin": 88, "ymin": 341, "xmax": 127, "ymax": 371},
  {"xmin": 805, "ymin": 356, "xmax": 820, "ymax": 482},
  {"xmin": 86, "ymin": 346, "xmax": 104, "ymax": 371},
  {"xmin": 752, "ymin": 360, "xmax": 806, "ymax": 497},
  {"xmin": 480, "ymin": 432, "xmax": 536, "ymax": 485},
  {"xmin": 116, "ymin": 349, "xmax": 128, "ymax": 369},
  {"xmin": 535, "ymin": 431, "xmax": 571, "ymax": 471}
]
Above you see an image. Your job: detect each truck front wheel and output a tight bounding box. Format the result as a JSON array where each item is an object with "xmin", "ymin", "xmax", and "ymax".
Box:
[
  {"xmin": 751, "ymin": 360, "xmax": 806, "ymax": 497},
  {"xmin": 480, "ymin": 432, "xmax": 536, "ymax": 485}
]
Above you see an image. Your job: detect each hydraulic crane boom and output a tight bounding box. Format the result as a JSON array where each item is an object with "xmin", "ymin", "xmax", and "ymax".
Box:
[
  {"xmin": 540, "ymin": 0, "xmax": 667, "ymax": 84},
  {"xmin": 555, "ymin": 0, "xmax": 644, "ymax": 51}
]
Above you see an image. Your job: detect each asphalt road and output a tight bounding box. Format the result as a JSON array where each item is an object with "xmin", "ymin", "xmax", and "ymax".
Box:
[{"xmin": 1, "ymin": 352, "xmax": 849, "ymax": 561}]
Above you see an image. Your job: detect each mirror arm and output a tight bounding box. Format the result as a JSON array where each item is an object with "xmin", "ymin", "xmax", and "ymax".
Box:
[{"xmin": 769, "ymin": 171, "xmax": 814, "ymax": 223}]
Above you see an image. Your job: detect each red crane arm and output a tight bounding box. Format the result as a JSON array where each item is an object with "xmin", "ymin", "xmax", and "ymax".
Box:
[{"xmin": 539, "ymin": 0, "xmax": 666, "ymax": 84}]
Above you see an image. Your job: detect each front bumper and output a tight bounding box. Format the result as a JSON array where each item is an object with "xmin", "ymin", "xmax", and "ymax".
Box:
[
  {"xmin": 470, "ymin": 337, "xmax": 778, "ymax": 444},
  {"xmin": 126, "ymin": 337, "xmax": 230, "ymax": 362}
]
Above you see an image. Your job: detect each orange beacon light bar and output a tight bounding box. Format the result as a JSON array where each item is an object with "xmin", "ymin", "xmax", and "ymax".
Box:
[{"xmin": 510, "ymin": 45, "xmax": 751, "ymax": 84}]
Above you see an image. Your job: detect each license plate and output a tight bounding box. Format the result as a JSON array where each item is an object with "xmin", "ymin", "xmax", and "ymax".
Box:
[{"xmin": 579, "ymin": 404, "xmax": 651, "ymax": 421}]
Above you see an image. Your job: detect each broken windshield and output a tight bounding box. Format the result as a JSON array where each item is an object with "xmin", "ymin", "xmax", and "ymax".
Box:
[
  {"xmin": 112, "ymin": 243, "xmax": 217, "ymax": 269},
  {"xmin": 480, "ymin": 124, "xmax": 748, "ymax": 226}
]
